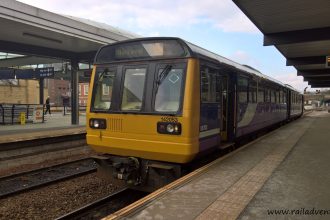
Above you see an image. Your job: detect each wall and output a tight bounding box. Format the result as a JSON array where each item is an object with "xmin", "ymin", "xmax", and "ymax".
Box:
[{"xmin": 0, "ymin": 79, "xmax": 48, "ymax": 104}]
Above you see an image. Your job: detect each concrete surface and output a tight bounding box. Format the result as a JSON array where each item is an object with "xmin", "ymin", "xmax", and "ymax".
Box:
[
  {"xmin": 0, "ymin": 113, "xmax": 86, "ymax": 136},
  {"xmin": 239, "ymin": 111, "xmax": 330, "ymax": 220},
  {"xmin": 112, "ymin": 111, "xmax": 330, "ymax": 220}
]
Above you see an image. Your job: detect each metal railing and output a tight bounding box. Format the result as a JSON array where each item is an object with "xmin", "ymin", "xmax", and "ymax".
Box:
[
  {"xmin": 0, "ymin": 104, "xmax": 87, "ymax": 124},
  {"xmin": 63, "ymin": 105, "xmax": 87, "ymax": 116},
  {"xmin": 0, "ymin": 104, "xmax": 44, "ymax": 125}
]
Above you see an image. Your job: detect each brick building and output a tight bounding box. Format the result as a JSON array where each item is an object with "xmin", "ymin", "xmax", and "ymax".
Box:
[
  {"xmin": 46, "ymin": 79, "xmax": 70, "ymax": 106},
  {"xmin": 0, "ymin": 79, "xmax": 89, "ymax": 107},
  {"xmin": 79, "ymin": 82, "xmax": 89, "ymax": 106}
]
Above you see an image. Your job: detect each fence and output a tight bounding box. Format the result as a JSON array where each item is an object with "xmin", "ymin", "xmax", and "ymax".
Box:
[
  {"xmin": 0, "ymin": 104, "xmax": 44, "ymax": 125},
  {"xmin": 63, "ymin": 105, "xmax": 87, "ymax": 116},
  {"xmin": 0, "ymin": 104, "xmax": 87, "ymax": 125}
]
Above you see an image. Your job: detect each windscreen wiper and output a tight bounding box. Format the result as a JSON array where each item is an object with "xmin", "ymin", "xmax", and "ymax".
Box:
[
  {"xmin": 155, "ymin": 65, "xmax": 172, "ymax": 91},
  {"xmin": 97, "ymin": 68, "xmax": 108, "ymax": 82}
]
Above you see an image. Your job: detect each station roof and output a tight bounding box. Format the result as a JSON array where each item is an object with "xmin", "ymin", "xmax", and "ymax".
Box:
[
  {"xmin": 233, "ymin": 0, "xmax": 330, "ymax": 88},
  {"xmin": 0, "ymin": 0, "xmax": 138, "ymax": 66}
]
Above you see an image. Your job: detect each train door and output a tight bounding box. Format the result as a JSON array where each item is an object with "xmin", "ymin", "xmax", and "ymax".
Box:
[
  {"xmin": 220, "ymin": 75, "xmax": 229, "ymax": 141},
  {"xmin": 199, "ymin": 65, "xmax": 222, "ymax": 151}
]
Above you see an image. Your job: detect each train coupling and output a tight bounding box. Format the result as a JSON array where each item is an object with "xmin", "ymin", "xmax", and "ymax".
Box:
[
  {"xmin": 92, "ymin": 155, "xmax": 140, "ymax": 185},
  {"xmin": 112, "ymin": 157, "xmax": 140, "ymax": 183}
]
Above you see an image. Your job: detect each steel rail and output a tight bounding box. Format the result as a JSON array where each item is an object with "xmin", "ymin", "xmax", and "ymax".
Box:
[
  {"xmin": 56, "ymin": 188, "xmax": 147, "ymax": 220},
  {"xmin": 0, "ymin": 158, "xmax": 96, "ymax": 199}
]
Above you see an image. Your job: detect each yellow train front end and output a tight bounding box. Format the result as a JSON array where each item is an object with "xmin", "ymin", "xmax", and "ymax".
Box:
[
  {"xmin": 87, "ymin": 59, "xmax": 200, "ymax": 163},
  {"xmin": 86, "ymin": 38, "xmax": 201, "ymax": 190}
]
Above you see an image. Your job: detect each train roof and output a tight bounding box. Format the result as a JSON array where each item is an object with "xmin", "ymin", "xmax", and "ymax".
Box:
[
  {"xmin": 182, "ymin": 39, "xmax": 286, "ymax": 87},
  {"xmin": 95, "ymin": 37, "xmax": 297, "ymax": 90},
  {"xmin": 284, "ymin": 84, "xmax": 302, "ymax": 94}
]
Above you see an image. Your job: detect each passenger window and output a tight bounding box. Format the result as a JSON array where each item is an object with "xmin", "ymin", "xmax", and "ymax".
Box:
[
  {"xmin": 270, "ymin": 90, "xmax": 275, "ymax": 103},
  {"xmin": 249, "ymin": 79, "xmax": 257, "ymax": 103},
  {"xmin": 265, "ymin": 89, "xmax": 270, "ymax": 102},
  {"xmin": 121, "ymin": 68, "xmax": 146, "ymax": 111},
  {"xmin": 292, "ymin": 94, "xmax": 295, "ymax": 104},
  {"xmin": 215, "ymin": 75, "xmax": 221, "ymax": 102},
  {"xmin": 201, "ymin": 67, "xmax": 217, "ymax": 103},
  {"xmin": 258, "ymin": 85, "xmax": 264, "ymax": 103},
  {"xmin": 278, "ymin": 91, "xmax": 281, "ymax": 103},
  {"xmin": 238, "ymin": 76, "xmax": 248, "ymax": 103}
]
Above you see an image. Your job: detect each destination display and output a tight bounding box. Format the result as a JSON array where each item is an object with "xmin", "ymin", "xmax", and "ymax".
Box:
[{"xmin": 96, "ymin": 39, "xmax": 189, "ymax": 63}]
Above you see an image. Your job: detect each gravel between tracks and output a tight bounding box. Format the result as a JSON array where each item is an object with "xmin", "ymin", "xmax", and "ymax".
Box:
[{"xmin": 0, "ymin": 173, "xmax": 125, "ymax": 220}]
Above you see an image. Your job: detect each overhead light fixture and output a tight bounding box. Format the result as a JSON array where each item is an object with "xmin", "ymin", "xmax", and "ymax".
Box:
[{"xmin": 22, "ymin": 32, "xmax": 62, "ymax": 44}]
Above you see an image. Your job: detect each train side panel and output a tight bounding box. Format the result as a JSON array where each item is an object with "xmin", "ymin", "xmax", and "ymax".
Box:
[{"xmin": 236, "ymin": 76, "xmax": 287, "ymax": 138}]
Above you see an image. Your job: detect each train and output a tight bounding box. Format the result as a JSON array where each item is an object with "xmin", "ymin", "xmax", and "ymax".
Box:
[{"xmin": 86, "ymin": 37, "xmax": 303, "ymax": 191}]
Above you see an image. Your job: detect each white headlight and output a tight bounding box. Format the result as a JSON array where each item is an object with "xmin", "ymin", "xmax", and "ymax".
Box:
[
  {"xmin": 166, "ymin": 124, "xmax": 174, "ymax": 133},
  {"xmin": 93, "ymin": 120, "xmax": 100, "ymax": 128}
]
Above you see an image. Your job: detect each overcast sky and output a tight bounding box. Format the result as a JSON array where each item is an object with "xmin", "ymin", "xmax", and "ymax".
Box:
[{"xmin": 18, "ymin": 0, "xmax": 309, "ymax": 91}]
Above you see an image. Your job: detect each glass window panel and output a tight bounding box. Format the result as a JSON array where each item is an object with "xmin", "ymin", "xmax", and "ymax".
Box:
[
  {"xmin": 265, "ymin": 89, "xmax": 270, "ymax": 102},
  {"xmin": 258, "ymin": 85, "xmax": 264, "ymax": 102},
  {"xmin": 249, "ymin": 79, "xmax": 257, "ymax": 103},
  {"xmin": 155, "ymin": 68, "xmax": 183, "ymax": 112},
  {"xmin": 121, "ymin": 68, "xmax": 146, "ymax": 111},
  {"xmin": 201, "ymin": 67, "xmax": 217, "ymax": 103},
  {"xmin": 92, "ymin": 68, "xmax": 116, "ymax": 110},
  {"xmin": 238, "ymin": 77, "xmax": 248, "ymax": 103}
]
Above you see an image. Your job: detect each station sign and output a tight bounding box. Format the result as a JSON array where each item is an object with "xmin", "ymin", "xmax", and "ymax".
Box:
[
  {"xmin": 15, "ymin": 69, "xmax": 34, "ymax": 79},
  {"xmin": 327, "ymin": 56, "xmax": 330, "ymax": 68},
  {"xmin": 33, "ymin": 106, "xmax": 44, "ymax": 123},
  {"xmin": 0, "ymin": 67, "xmax": 55, "ymax": 79},
  {"xmin": 37, "ymin": 67, "xmax": 54, "ymax": 78}
]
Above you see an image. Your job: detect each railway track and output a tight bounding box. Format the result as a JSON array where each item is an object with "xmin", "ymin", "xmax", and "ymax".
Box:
[
  {"xmin": 0, "ymin": 132, "xmax": 89, "ymax": 172},
  {"xmin": 56, "ymin": 188, "xmax": 148, "ymax": 220},
  {"xmin": 0, "ymin": 158, "xmax": 96, "ymax": 199}
]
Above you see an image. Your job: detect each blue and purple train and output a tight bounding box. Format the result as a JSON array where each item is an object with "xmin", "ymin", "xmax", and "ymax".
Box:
[{"xmin": 87, "ymin": 37, "xmax": 303, "ymax": 190}]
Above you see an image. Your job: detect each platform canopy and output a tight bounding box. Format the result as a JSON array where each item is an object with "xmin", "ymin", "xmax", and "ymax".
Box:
[
  {"xmin": 0, "ymin": 0, "xmax": 139, "ymax": 125},
  {"xmin": 0, "ymin": 0, "xmax": 138, "ymax": 66},
  {"xmin": 233, "ymin": 0, "xmax": 330, "ymax": 88}
]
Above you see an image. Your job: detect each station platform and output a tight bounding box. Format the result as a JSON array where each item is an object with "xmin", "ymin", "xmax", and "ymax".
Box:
[
  {"xmin": 107, "ymin": 111, "xmax": 330, "ymax": 220},
  {"xmin": 0, "ymin": 113, "xmax": 86, "ymax": 144}
]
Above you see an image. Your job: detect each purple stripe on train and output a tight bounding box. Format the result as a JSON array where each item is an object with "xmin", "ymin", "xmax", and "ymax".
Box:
[
  {"xmin": 199, "ymin": 135, "xmax": 220, "ymax": 152},
  {"xmin": 236, "ymin": 102, "xmax": 290, "ymax": 137}
]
